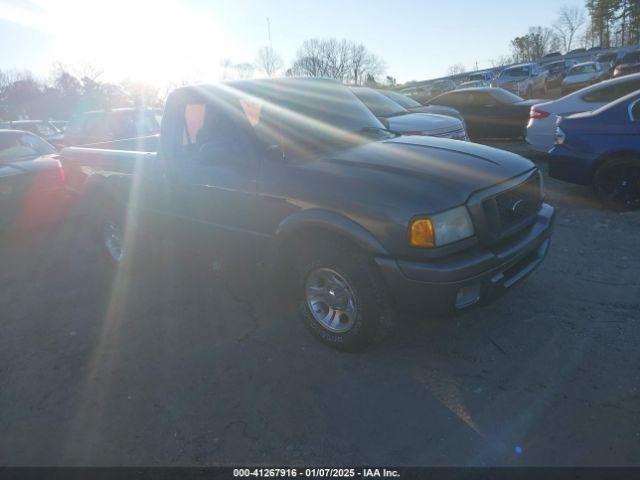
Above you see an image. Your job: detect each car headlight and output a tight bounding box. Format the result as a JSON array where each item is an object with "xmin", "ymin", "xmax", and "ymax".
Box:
[
  {"xmin": 409, "ymin": 206, "xmax": 474, "ymax": 248},
  {"xmin": 555, "ymin": 127, "xmax": 566, "ymax": 145}
]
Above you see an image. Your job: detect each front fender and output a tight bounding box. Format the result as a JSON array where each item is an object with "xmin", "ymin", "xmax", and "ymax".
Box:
[{"xmin": 274, "ymin": 209, "xmax": 388, "ymax": 256}]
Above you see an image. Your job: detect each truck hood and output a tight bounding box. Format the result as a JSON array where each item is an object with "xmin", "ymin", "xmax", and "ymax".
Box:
[
  {"xmin": 312, "ymin": 135, "xmax": 535, "ymax": 212},
  {"xmin": 386, "ymin": 113, "xmax": 461, "ymax": 134}
]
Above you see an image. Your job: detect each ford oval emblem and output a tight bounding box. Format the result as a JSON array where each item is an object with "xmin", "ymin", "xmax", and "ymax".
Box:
[{"xmin": 511, "ymin": 199, "xmax": 525, "ymax": 215}]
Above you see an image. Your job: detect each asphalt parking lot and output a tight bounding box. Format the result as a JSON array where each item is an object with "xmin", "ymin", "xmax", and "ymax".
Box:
[{"xmin": 1, "ymin": 143, "xmax": 639, "ymax": 466}]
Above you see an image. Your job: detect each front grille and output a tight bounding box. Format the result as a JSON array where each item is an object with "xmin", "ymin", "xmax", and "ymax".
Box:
[
  {"xmin": 470, "ymin": 172, "xmax": 542, "ymax": 246},
  {"xmin": 493, "ymin": 175, "xmax": 541, "ymax": 231}
]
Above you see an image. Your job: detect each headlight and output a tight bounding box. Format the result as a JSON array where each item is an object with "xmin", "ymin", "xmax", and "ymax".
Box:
[
  {"xmin": 555, "ymin": 127, "xmax": 566, "ymax": 145},
  {"xmin": 409, "ymin": 206, "xmax": 474, "ymax": 248}
]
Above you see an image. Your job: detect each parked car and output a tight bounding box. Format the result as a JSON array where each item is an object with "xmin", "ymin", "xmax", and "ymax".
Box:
[
  {"xmin": 427, "ymin": 87, "xmax": 542, "ymax": 139},
  {"xmin": 560, "ymin": 61, "xmax": 606, "ymax": 94},
  {"xmin": 456, "ymin": 80, "xmax": 486, "ymax": 89},
  {"xmin": 526, "ymin": 73, "xmax": 640, "ymax": 153},
  {"xmin": 466, "ymin": 71, "xmax": 494, "ymax": 86},
  {"xmin": 612, "ymin": 50, "xmax": 640, "ymax": 78},
  {"xmin": 540, "ymin": 52, "xmax": 564, "ymax": 69},
  {"xmin": 564, "ymin": 48, "xmax": 592, "ymax": 64},
  {"xmin": 0, "ymin": 130, "xmax": 68, "ymax": 233},
  {"xmin": 60, "ymin": 78, "xmax": 554, "ymax": 351},
  {"xmin": 377, "ymin": 89, "xmax": 465, "ymax": 123},
  {"xmin": 549, "ymin": 90, "xmax": 640, "ymax": 210},
  {"xmin": 400, "ymin": 85, "xmax": 433, "ymax": 103},
  {"xmin": 64, "ymin": 107, "xmax": 161, "ymax": 147},
  {"xmin": 429, "ymin": 79, "xmax": 456, "ymax": 97},
  {"xmin": 351, "ymin": 87, "xmax": 468, "ymax": 140},
  {"xmin": 595, "ymin": 51, "xmax": 622, "ymax": 78},
  {"xmin": 541, "ymin": 52, "xmax": 562, "ymax": 64},
  {"xmin": 545, "ymin": 60, "xmax": 577, "ymax": 88},
  {"xmin": 493, "ymin": 63, "xmax": 548, "ymax": 98},
  {"xmin": 0, "ymin": 120, "xmax": 64, "ymax": 147}
]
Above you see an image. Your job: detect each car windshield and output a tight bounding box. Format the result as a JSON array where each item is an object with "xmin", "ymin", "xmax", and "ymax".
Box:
[
  {"xmin": 568, "ymin": 64, "xmax": 597, "ymax": 75},
  {"xmin": 350, "ymin": 87, "xmax": 408, "ymax": 117},
  {"xmin": 0, "ymin": 132, "xmax": 56, "ymax": 162},
  {"xmin": 500, "ymin": 66, "xmax": 531, "ymax": 78},
  {"xmin": 379, "ymin": 90, "xmax": 422, "ymax": 108}
]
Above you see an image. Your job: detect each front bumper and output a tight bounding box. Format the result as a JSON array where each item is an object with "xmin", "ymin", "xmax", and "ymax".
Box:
[{"xmin": 375, "ymin": 203, "xmax": 555, "ymax": 312}]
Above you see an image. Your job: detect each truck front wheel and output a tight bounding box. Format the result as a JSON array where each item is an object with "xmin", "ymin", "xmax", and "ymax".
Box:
[
  {"xmin": 295, "ymin": 237, "xmax": 394, "ymax": 351},
  {"xmin": 93, "ymin": 199, "xmax": 149, "ymax": 271}
]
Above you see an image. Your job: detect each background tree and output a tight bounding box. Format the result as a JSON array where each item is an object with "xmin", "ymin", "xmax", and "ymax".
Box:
[
  {"xmin": 291, "ymin": 38, "xmax": 385, "ymax": 84},
  {"xmin": 553, "ymin": 5, "xmax": 586, "ymax": 52},
  {"xmin": 510, "ymin": 26, "xmax": 560, "ymax": 62},
  {"xmin": 255, "ymin": 46, "xmax": 283, "ymax": 77},
  {"xmin": 447, "ymin": 63, "xmax": 466, "ymax": 76}
]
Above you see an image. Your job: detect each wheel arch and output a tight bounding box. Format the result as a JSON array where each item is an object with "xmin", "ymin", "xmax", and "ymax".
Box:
[
  {"xmin": 591, "ymin": 150, "xmax": 640, "ymax": 181},
  {"xmin": 272, "ymin": 209, "xmax": 388, "ymax": 266}
]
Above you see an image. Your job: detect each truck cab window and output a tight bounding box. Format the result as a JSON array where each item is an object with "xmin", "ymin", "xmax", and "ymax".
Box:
[{"xmin": 180, "ymin": 101, "xmax": 246, "ymax": 166}]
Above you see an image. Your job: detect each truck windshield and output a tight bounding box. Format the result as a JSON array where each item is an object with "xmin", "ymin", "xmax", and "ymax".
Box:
[{"xmin": 236, "ymin": 80, "xmax": 395, "ymax": 160}]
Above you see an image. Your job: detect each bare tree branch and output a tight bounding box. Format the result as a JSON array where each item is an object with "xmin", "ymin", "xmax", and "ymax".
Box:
[{"xmin": 553, "ymin": 5, "xmax": 586, "ymax": 52}]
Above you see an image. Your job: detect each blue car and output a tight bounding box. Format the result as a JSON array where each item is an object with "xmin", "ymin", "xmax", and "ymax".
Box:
[{"xmin": 549, "ymin": 89, "xmax": 640, "ymax": 210}]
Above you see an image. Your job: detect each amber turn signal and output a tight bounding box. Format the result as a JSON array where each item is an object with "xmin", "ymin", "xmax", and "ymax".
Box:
[{"xmin": 409, "ymin": 219, "xmax": 435, "ymax": 248}]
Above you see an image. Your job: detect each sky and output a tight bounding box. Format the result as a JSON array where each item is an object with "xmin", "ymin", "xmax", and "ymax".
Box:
[{"xmin": 0, "ymin": 0, "xmax": 582, "ymax": 86}]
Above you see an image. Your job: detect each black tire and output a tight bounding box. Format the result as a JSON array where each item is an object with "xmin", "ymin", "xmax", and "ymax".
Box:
[
  {"xmin": 91, "ymin": 194, "xmax": 151, "ymax": 272},
  {"xmin": 593, "ymin": 155, "xmax": 640, "ymax": 211},
  {"xmin": 295, "ymin": 236, "xmax": 394, "ymax": 352}
]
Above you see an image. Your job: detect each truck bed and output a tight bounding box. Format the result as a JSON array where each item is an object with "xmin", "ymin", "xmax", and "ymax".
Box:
[{"xmin": 60, "ymin": 141, "xmax": 157, "ymax": 196}]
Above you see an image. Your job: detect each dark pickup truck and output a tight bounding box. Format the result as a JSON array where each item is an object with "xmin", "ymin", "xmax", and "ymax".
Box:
[{"xmin": 61, "ymin": 78, "xmax": 555, "ymax": 351}]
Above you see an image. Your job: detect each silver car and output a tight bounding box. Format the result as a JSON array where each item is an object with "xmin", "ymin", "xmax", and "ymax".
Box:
[
  {"xmin": 351, "ymin": 87, "xmax": 468, "ymax": 140},
  {"xmin": 561, "ymin": 62, "xmax": 606, "ymax": 94},
  {"xmin": 492, "ymin": 63, "xmax": 548, "ymax": 98}
]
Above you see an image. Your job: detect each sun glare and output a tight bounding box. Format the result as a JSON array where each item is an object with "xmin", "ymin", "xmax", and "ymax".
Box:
[{"xmin": 0, "ymin": 0, "xmax": 249, "ymax": 87}]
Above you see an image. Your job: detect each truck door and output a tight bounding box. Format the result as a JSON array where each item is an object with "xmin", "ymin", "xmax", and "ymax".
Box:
[{"xmin": 164, "ymin": 95, "xmax": 261, "ymax": 262}]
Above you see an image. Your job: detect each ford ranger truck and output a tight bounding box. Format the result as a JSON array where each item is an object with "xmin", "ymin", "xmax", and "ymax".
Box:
[{"xmin": 61, "ymin": 78, "xmax": 555, "ymax": 351}]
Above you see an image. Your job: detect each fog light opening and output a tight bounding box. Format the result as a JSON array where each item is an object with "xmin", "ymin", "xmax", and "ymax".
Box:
[{"xmin": 455, "ymin": 283, "xmax": 481, "ymax": 309}]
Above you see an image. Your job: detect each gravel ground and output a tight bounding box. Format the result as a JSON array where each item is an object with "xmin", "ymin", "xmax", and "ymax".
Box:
[{"xmin": 1, "ymin": 144, "xmax": 639, "ymax": 466}]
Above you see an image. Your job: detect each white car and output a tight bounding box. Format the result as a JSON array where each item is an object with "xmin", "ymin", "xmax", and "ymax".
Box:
[{"xmin": 526, "ymin": 73, "xmax": 640, "ymax": 152}]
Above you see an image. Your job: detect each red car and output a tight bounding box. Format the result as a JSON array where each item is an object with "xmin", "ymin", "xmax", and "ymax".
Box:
[{"xmin": 0, "ymin": 130, "xmax": 68, "ymax": 238}]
